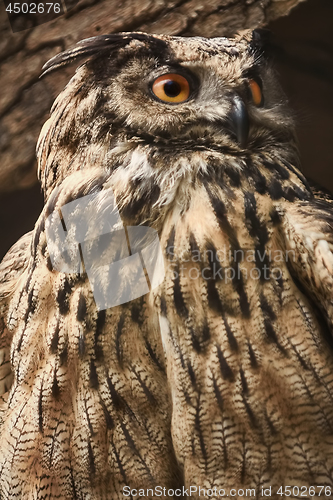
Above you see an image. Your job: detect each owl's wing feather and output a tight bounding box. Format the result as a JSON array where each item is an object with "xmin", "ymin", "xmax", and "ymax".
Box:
[
  {"xmin": 281, "ymin": 193, "xmax": 333, "ymax": 334},
  {"xmin": 0, "ymin": 172, "xmax": 179, "ymax": 498},
  {"xmin": 0, "ymin": 231, "xmax": 32, "ymax": 309},
  {"xmin": 0, "ymin": 231, "xmax": 32, "ymax": 420}
]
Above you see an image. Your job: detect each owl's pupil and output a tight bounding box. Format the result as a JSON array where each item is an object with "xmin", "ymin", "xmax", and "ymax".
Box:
[{"xmin": 163, "ymin": 81, "xmax": 181, "ymax": 97}]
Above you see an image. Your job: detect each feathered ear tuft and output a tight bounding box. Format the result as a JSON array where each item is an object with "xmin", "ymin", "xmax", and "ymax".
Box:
[
  {"xmin": 235, "ymin": 28, "xmax": 271, "ymax": 53},
  {"xmin": 249, "ymin": 28, "xmax": 274, "ymax": 60},
  {"xmin": 251, "ymin": 29, "xmax": 271, "ymax": 48},
  {"xmin": 40, "ymin": 33, "xmax": 138, "ymax": 77}
]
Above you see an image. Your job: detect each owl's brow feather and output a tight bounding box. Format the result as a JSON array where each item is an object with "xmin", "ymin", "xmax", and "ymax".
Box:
[{"xmin": 40, "ymin": 33, "xmax": 170, "ymax": 77}]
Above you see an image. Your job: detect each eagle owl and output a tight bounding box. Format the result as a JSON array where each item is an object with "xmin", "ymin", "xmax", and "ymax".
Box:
[{"xmin": 1, "ymin": 30, "xmax": 333, "ymax": 500}]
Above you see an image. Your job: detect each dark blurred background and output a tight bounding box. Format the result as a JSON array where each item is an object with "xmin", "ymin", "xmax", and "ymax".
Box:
[
  {"xmin": 0, "ymin": 0, "xmax": 332, "ymax": 260},
  {"xmin": 271, "ymin": 0, "xmax": 333, "ymax": 192}
]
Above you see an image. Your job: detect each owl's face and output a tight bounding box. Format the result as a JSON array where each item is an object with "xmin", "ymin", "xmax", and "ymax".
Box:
[
  {"xmin": 38, "ymin": 32, "xmax": 298, "ymax": 215},
  {"xmin": 81, "ymin": 33, "xmax": 291, "ymax": 146}
]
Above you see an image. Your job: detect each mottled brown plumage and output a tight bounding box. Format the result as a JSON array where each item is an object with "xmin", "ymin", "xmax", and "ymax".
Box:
[{"xmin": 1, "ymin": 31, "xmax": 333, "ymax": 499}]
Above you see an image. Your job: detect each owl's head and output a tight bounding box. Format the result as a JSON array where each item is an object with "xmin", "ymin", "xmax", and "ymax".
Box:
[{"xmin": 38, "ymin": 31, "xmax": 298, "ymax": 210}]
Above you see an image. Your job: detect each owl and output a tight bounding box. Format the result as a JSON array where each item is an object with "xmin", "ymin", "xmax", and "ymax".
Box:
[{"xmin": 1, "ymin": 30, "xmax": 333, "ymax": 500}]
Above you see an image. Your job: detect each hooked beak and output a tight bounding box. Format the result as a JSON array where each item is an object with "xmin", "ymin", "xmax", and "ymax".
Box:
[{"xmin": 230, "ymin": 96, "xmax": 249, "ymax": 149}]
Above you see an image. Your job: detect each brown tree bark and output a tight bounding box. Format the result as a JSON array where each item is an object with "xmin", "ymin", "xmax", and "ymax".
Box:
[{"xmin": 0, "ymin": 0, "xmax": 305, "ymax": 193}]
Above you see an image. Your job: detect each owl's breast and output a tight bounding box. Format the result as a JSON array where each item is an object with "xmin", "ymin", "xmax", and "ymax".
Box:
[{"xmin": 155, "ymin": 181, "xmax": 333, "ymax": 496}]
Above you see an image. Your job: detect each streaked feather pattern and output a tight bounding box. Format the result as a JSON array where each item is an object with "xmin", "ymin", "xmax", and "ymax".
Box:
[{"xmin": 1, "ymin": 31, "xmax": 333, "ymax": 499}]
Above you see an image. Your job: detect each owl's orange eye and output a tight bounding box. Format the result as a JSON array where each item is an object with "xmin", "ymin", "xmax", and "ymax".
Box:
[
  {"xmin": 248, "ymin": 78, "xmax": 263, "ymax": 107},
  {"xmin": 152, "ymin": 74, "xmax": 190, "ymax": 103}
]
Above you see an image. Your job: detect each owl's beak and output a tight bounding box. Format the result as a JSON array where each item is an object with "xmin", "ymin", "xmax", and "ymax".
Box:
[{"xmin": 230, "ymin": 96, "xmax": 249, "ymax": 149}]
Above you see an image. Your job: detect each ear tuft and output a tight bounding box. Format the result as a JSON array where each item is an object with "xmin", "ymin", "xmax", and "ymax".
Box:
[
  {"xmin": 251, "ymin": 29, "xmax": 271, "ymax": 48},
  {"xmin": 40, "ymin": 33, "xmax": 142, "ymax": 77}
]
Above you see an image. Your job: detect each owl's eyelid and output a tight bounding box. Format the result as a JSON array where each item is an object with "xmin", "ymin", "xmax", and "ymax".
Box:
[
  {"xmin": 150, "ymin": 64, "xmax": 197, "ymax": 80},
  {"xmin": 242, "ymin": 66, "xmax": 263, "ymax": 82},
  {"xmin": 149, "ymin": 66, "xmax": 198, "ymax": 89}
]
